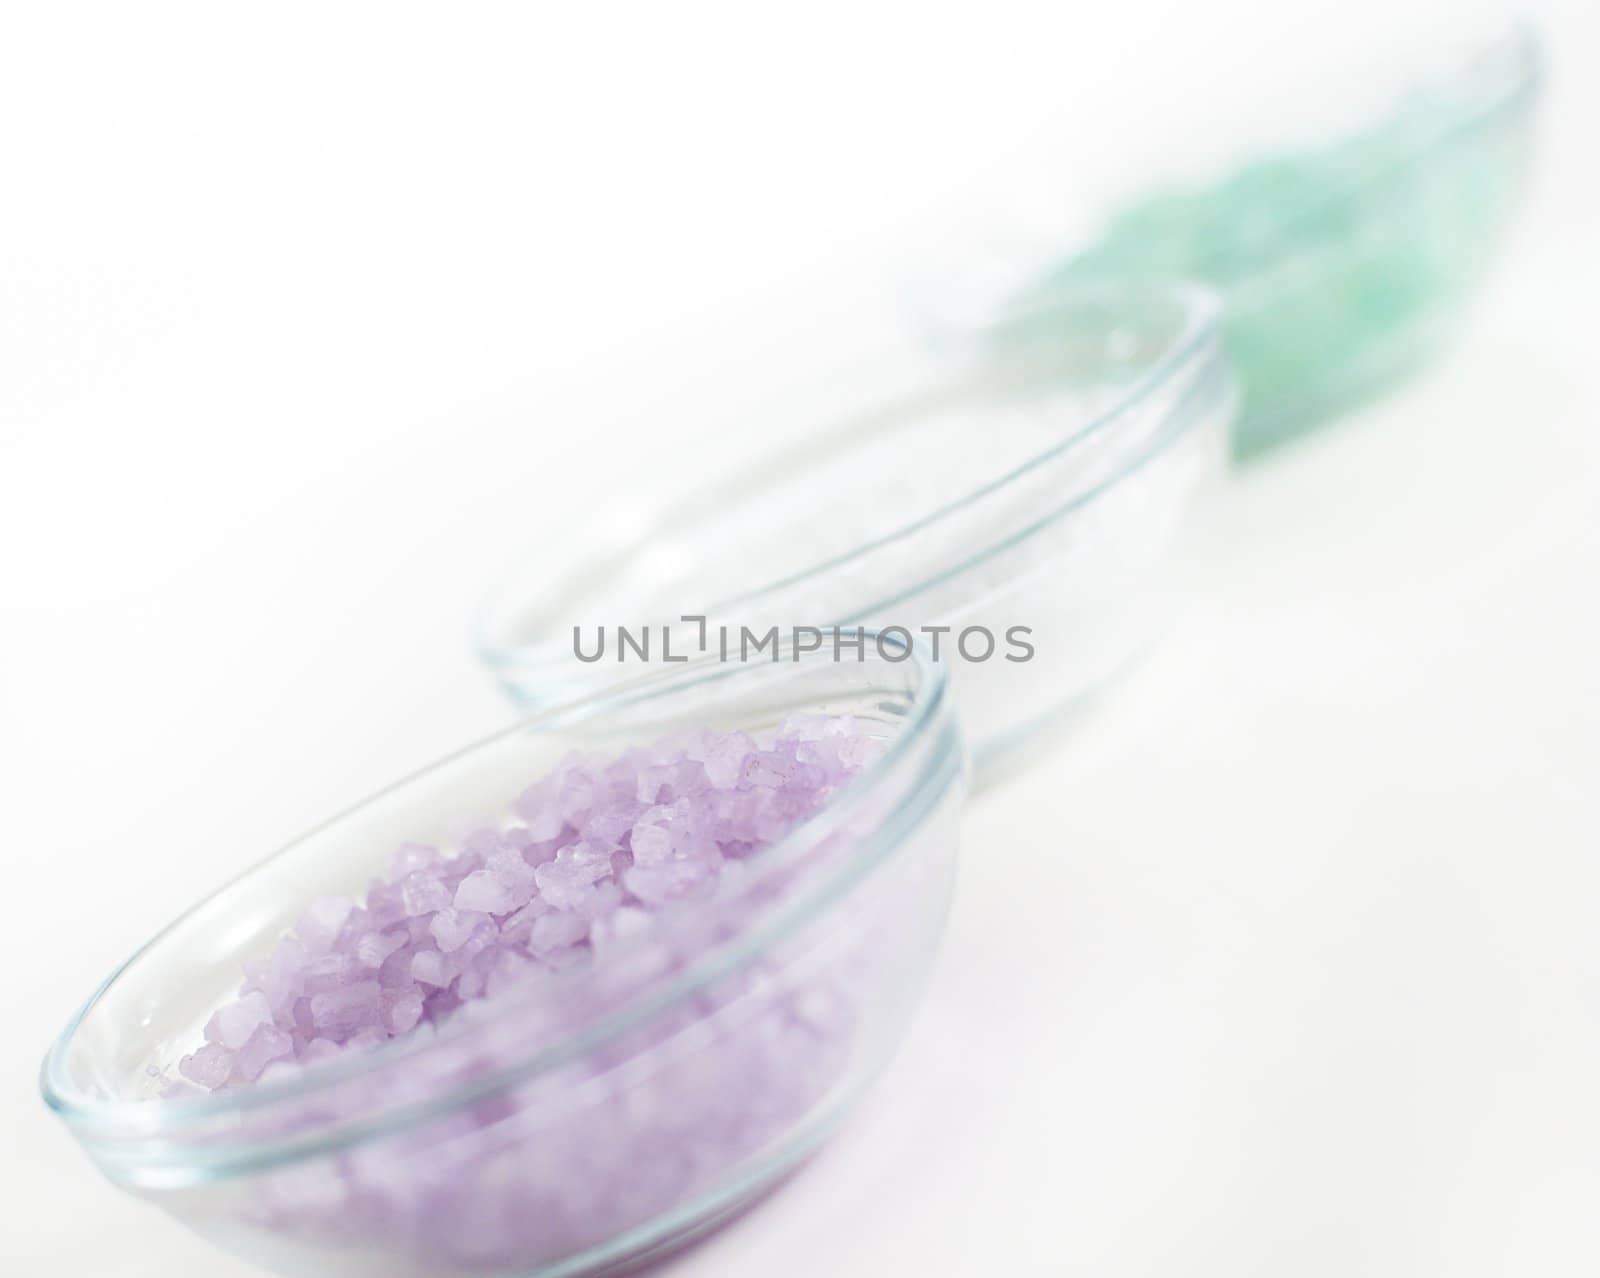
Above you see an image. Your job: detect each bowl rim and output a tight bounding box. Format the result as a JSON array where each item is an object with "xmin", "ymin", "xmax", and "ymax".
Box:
[
  {"xmin": 40, "ymin": 634, "xmax": 961, "ymax": 1165},
  {"xmin": 475, "ymin": 279, "xmax": 1227, "ymax": 684}
]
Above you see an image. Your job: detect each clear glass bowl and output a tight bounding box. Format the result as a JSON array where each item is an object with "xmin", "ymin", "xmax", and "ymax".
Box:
[
  {"xmin": 42, "ymin": 639, "xmax": 965, "ymax": 1277},
  {"xmin": 478, "ymin": 283, "xmax": 1234, "ymax": 779},
  {"xmin": 918, "ymin": 25, "xmax": 1540, "ymax": 456}
]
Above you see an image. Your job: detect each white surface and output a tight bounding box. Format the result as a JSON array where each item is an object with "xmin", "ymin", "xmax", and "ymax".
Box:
[{"xmin": 3, "ymin": 2, "xmax": 1598, "ymax": 1274}]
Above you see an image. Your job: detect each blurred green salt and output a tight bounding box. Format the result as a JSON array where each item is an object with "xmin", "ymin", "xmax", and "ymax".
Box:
[{"xmin": 1014, "ymin": 28, "xmax": 1540, "ymax": 456}]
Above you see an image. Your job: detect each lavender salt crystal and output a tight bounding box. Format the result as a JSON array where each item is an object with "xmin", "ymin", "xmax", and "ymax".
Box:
[{"xmin": 172, "ymin": 715, "xmax": 887, "ymax": 1271}]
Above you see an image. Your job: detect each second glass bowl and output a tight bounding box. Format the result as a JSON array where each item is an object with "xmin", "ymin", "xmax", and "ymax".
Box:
[{"xmin": 478, "ymin": 283, "xmax": 1235, "ymax": 777}]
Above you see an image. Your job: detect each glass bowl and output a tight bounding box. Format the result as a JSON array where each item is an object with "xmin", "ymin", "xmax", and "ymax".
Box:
[
  {"xmin": 41, "ymin": 638, "xmax": 965, "ymax": 1277},
  {"xmin": 919, "ymin": 23, "xmax": 1540, "ymax": 455},
  {"xmin": 477, "ymin": 282, "xmax": 1234, "ymax": 779}
]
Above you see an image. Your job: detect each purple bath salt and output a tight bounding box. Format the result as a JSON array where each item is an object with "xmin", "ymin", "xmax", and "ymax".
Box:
[{"xmin": 171, "ymin": 714, "xmax": 888, "ymax": 1271}]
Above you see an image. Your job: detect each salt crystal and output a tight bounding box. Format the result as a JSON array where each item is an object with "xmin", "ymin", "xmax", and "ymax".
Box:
[
  {"xmin": 410, "ymin": 949, "xmax": 454, "ymax": 988},
  {"xmin": 495, "ymin": 899, "xmax": 548, "ymax": 946},
  {"xmin": 533, "ymin": 840, "xmax": 613, "ymax": 910},
  {"xmin": 232, "ymin": 1024, "xmax": 294, "ymax": 1082},
  {"xmin": 354, "ymin": 928, "xmax": 408, "ymax": 970},
  {"xmin": 557, "ymin": 772, "xmax": 596, "ymax": 825},
  {"xmin": 515, "ymin": 781, "xmax": 566, "ymax": 841},
  {"xmin": 297, "ymin": 897, "xmax": 354, "ymax": 955},
  {"xmin": 430, "ymin": 908, "xmax": 491, "ymax": 954},
  {"xmin": 586, "ymin": 802, "xmax": 639, "ymax": 850},
  {"xmin": 242, "ymin": 937, "xmax": 305, "ymax": 1018},
  {"xmin": 453, "ymin": 870, "xmax": 517, "ymax": 915},
  {"xmin": 178, "ymin": 1042, "xmax": 234, "ymax": 1089},
  {"xmin": 635, "ymin": 765, "xmax": 670, "ymax": 804},
  {"xmin": 629, "ymin": 813, "xmax": 675, "ymax": 865},
  {"xmin": 702, "ymin": 732, "xmax": 755, "ymax": 788},
  {"xmin": 203, "ymin": 990, "xmax": 273, "ymax": 1050},
  {"xmin": 377, "ymin": 942, "xmax": 418, "ymax": 988},
  {"xmin": 475, "ymin": 847, "xmax": 537, "ymax": 912},
  {"xmin": 400, "ymin": 870, "xmax": 452, "ymax": 917}
]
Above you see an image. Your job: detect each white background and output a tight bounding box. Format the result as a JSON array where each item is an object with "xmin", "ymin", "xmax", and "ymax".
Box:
[{"xmin": 4, "ymin": 2, "xmax": 1599, "ymax": 1274}]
